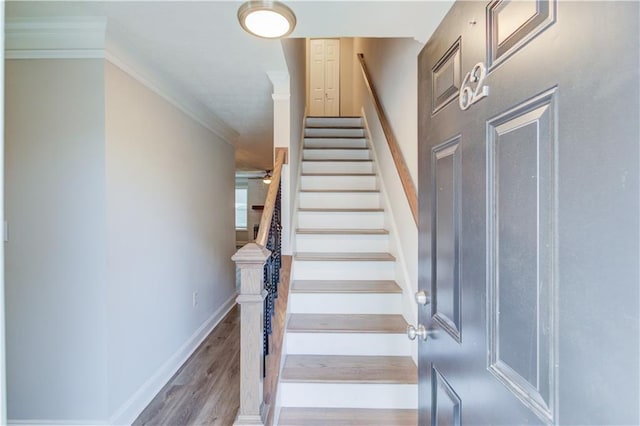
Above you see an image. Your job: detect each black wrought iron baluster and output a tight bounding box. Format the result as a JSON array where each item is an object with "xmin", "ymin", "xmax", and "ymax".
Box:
[{"xmin": 262, "ymin": 182, "xmax": 282, "ymax": 376}]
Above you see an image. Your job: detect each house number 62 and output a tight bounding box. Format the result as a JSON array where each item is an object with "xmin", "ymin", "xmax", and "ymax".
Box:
[{"xmin": 459, "ymin": 62, "xmax": 489, "ymax": 111}]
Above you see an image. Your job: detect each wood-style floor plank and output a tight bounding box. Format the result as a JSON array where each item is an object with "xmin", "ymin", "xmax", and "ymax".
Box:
[
  {"xmin": 281, "ymin": 355, "xmax": 417, "ymax": 384},
  {"xmin": 133, "ymin": 306, "xmax": 240, "ymax": 426},
  {"xmin": 287, "ymin": 313, "xmax": 407, "ymax": 333},
  {"xmin": 133, "ymin": 256, "xmax": 293, "ymax": 426},
  {"xmin": 278, "ymin": 407, "xmax": 418, "ymax": 426}
]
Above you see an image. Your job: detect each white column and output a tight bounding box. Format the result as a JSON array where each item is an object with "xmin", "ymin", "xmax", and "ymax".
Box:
[{"xmin": 232, "ymin": 243, "xmax": 270, "ymax": 426}]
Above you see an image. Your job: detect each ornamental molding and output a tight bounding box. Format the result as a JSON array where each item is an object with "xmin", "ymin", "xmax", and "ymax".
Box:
[{"xmin": 5, "ymin": 17, "xmax": 239, "ymax": 146}]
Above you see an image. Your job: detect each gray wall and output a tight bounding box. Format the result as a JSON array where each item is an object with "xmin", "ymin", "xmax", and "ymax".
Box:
[
  {"xmin": 5, "ymin": 59, "xmax": 109, "ymax": 421},
  {"xmin": 352, "ymin": 38, "xmax": 422, "ymax": 330},
  {"xmin": 282, "ymin": 37, "xmax": 306, "ymax": 251},
  {"xmin": 5, "ymin": 58, "xmax": 236, "ymax": 422},
  {"xmin": 104, "ymin": 62, "xmax": 236, "ymax": 415}
]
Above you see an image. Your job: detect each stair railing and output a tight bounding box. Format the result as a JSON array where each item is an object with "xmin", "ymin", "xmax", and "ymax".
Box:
[
  {"xmin": 357, "ymin": 53, "xmax": 418, "ymax": 225},
  {"xmin": 232, "ymin": 148, "xmax": 287, "ymax": 426}
]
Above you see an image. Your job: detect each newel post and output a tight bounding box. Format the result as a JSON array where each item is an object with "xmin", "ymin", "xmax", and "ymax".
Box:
[{"xmin": 233, "ymin": 243, "xmax": 270, "ymax": 426}]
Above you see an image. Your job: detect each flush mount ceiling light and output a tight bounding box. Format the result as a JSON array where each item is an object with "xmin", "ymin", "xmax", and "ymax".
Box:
[
  {"xmin": 262, "ymin": 170, "xmax": 272, "ymax": 184},
  {"xmin": 238, "ymin": 1, "xmax": 296, "ymax": 39}
]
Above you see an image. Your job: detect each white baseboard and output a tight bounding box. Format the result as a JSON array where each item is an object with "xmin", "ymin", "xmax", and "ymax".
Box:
[
  {"xmin": 108, "ymin": 292, "xmax": 237, "ymax": 426},
  {"xmin": 9, "ymin": 293, "xmax": 237, "ymax": 426},
  {"xmin": 8, "ymin": 294, "xmax": 238, "ymax": 426}
]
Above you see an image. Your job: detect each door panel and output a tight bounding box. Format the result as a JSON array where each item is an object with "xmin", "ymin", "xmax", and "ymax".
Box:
[
  {"xmin": 324, "ymin": 39, "xmax": 340, "ymax": 116},
  {"xmin": 432, "ymin": 366, "xmax": 462, "ymax": 426},
  {"xmin": 418, "ymin": 1, "xmax": 639, "ymax": 425},
  {"xmin": 487, "ymin": 0, "xmax": 555, "ymax": 69},
  {"xmin": 309, "ymin": 39, "xmax": 325, "ymax": 116},
  {"xmin": 431, "ymin": 137, "xmax": 462, "ymax": 342},
  {"xmin": 431, "ymin": 38, "xmax": 461, "ymax": 115},
  {"xmin": 487, "ymin": 89, "xmax": 557, "ymax": 422},
  {"xmin": 308, "ymin": 39, "xmax": 340, "ymax": 116}
]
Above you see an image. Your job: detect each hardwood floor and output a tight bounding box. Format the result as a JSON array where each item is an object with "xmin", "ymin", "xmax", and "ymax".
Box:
[
  {"xmin": 133, "ymin": 255, "xmax": 292, "ymax": 426},
  {"xmin": 133, "ymin": 306, "xmax": 240, "ymax": 426}
]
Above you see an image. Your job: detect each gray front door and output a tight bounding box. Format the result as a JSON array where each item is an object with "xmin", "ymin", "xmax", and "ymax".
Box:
[{"xmin": 417, "ymin": 1, "xmax": 639, "ymax": 424}]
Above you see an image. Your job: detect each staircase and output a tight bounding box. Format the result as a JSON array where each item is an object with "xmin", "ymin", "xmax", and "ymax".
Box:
[{"xmin": 277, "ymin": 117, "xmax": 417, "ymax": 425}]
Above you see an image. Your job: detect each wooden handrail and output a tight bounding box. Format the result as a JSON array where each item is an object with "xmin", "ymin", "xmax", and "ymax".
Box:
[
  {"xmin": 255, "ymin": 148, "xmax": 288, "ymax": 246},
  {"xmin": 357, "ymin": 53, "xmax": 418, "ymax": 225}
]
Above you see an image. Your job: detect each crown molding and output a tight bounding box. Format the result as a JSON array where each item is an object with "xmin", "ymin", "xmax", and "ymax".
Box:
[
  {"xmin": 5, "ymin": 17, "xmax": 107, "ymax": 59},
  {"xmin": 5, "ymin": 17, "xmax": 239, "ymax": 146},
  {"xmin": 104, "ymin": 49, "xmax": 238, "ymax": 146}
]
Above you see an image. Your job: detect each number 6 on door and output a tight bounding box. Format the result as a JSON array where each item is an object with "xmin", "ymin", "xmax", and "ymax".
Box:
[{"xmin": 459, "ymin": 62, "xmax": 489, "ymax": 110}]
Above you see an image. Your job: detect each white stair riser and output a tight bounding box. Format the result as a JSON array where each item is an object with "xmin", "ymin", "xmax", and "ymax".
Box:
[
  {"xmin": 279, "ymin": 383, "xmax": 417, "ymax": 409},
  {"xmin": 306, "ymin": 117, "xmax": 363, "ymax": 128},
  {"xmin": 295, "ymin": 234, "xmax": 390, "ymax": 253},
  {"xmin": 297, "ymin": 211, "xmax": 385, "ymax": 229},
  {"xmin": 302, "ymin": 161, "xmax": 374, "ymax": 174},
  {"xmin": 304, "ymin": 138, "xmax": 367, "ymax": 149},
  {"xmin": 286, "ymin": 333, "xmax": 411, "ymax": 356},
  {"xmin": 293, "ymin": 260, "xmax": 394, "ymax": 281},
  {"xmin": 299, "ymin": 192, "xmax": 381, "ymax": 209},
  {"xmin": 305, "ymin": 128, "xmax": 365, "ymax": 138},
  {"xmin": 289, "ymin": 293, "xmax": 402, "ymax": 314},
  {"xmin": 300, "ymin": 175, "xmax": 377, "ymax": 191},
  {"xmin": 303, "ymin": 149, "xmax": 371, "ymax": 161}
]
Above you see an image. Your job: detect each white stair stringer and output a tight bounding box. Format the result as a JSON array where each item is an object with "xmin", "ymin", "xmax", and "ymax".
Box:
[{"xmin": 278, "ymin": 116, "xmax": 416, "ymax": 425}]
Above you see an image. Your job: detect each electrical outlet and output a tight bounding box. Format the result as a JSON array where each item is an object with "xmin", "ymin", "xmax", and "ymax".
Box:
[{"xmin": 192, "ymin": 291, "xmax": 198, "ymax": 307}]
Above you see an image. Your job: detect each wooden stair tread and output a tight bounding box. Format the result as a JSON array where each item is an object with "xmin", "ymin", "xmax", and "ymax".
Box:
[
  {"xmin": 295, "ymin": 252, "xmax": 395, "ymax": 261},
  {"xmin": 278, "ymin": 407, "xmax": 417, "ymax": 426},
  {"xmin": 301, "ymin": 173, "xmax": 376, "ymax": 177},
  {"xmin": 296, "ymin": 228, "xmax": 388, "ymax": 235},
  {"xmin": 302, "ymin": 159, "xmax": 373, "ymax": 162},
  {"xmin": 307, "ymin": 115, "xmax": 362, "ymax": 118},
  {"xmin": 298, "ymin": 208, "xmax": 384, "ymax": 213},
  {"xmin": 292, "ymin": 280, "xmax": 401, "ymax": 293},
  {"xmin": 304, "ymin": 147, "xmax": 369, "ymax": 150},
  {"xmin": 300, "ymin": 189, "xmax": 379, "ymax": 193},
  {"xmin": 304, "ymin": 136, "xmax": 366, "ymax": 139},
  {"xmin": 281, "ymin": 355, "xmax": 417, "ymax": 384},
  {"xmin": 288, "ymin": 314, "xmax": 407, "ymax": 333},
  {"xmin": 304, "ymin": 136, "xmax": 367, "ymax": 139},
  {"xmin": 305, "ymin": 125, "xmax": 365, "ymax": 129}
]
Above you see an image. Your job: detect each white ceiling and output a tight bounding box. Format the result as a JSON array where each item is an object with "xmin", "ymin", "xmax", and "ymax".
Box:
[{"xmin": 6, "ymin": 0, "xmax": 454, "ymax": 171}]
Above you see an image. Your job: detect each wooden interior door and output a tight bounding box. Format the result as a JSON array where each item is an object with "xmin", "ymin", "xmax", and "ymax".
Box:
[
  {"xmin": 417, "ymin": 1, "xmax": 639, "ymax": 424},
  {"xmin": 309, "ymin": 39, "xmax": 340, "ymax": 116}
]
